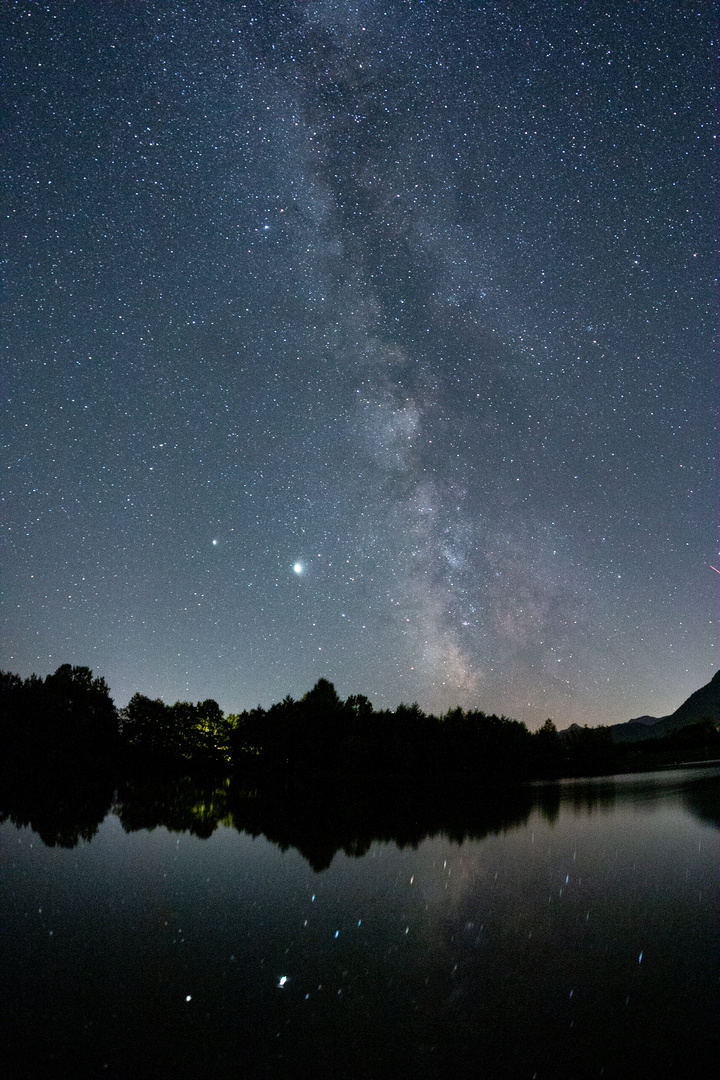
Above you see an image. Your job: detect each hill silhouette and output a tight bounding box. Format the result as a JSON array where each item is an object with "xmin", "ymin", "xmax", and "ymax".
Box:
[{"xmin": 610, "ymin": 670, "xmax": 720, "ymax": 743}]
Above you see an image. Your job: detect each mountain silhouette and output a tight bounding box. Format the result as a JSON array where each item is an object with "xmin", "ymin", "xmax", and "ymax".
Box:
[{"xmin": 610, "ymin": 670, "xmax": 720, "ymax": 743}]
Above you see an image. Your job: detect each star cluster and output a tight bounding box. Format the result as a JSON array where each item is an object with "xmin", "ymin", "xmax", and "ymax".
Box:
[{"xmin": 3, "ymin": 1, "xmax": 716, "ymax": 727}]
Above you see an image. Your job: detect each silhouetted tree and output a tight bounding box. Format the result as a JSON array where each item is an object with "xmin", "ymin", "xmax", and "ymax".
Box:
[
  {"xmin": 8, "ymin": 665, "xmax": 711, "ymax": 789},
  {"xmin": 121, "ymin": 694, "xmax": 235, "ymax": 764},
  {"xmin": 559, "ymin": 724, "xmax": 615, "ymax": 776},
  {"xmin": 122, "ymin": 694, "xmax": 176, "ymax": 758},
  {"xmin": 0, "ymin": 664, "xmax": 118, "ymax": 765},
  {"xmin": 533, "ymin": 718, "xmax": 563, "ymax": 778},
  {"xmin": 194, "ymin": 698, "xmax": 235, "ymax": 760}
]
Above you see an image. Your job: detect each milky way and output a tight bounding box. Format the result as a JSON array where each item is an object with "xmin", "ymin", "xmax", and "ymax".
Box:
[{"xmin": 3, "ymin": 1, "xmax": 717, "ymax": 726}]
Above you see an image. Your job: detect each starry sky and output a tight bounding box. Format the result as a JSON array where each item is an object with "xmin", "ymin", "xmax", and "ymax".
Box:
[{"xmin": 3, "ymin": 1, "xmax": 717, "ymax": 729}]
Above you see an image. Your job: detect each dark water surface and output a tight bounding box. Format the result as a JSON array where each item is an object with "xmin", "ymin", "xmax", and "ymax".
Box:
[{"xmin": 2, "ymin": 766, "xmax": 718, "ymax": 1079}]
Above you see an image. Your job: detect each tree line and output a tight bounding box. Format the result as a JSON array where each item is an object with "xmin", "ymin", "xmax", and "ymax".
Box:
[{"xmin": 1, "ymin": 665, "xmax": 717, "ymax": 782}]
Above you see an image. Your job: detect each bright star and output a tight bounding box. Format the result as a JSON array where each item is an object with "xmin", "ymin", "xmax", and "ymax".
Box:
[
  {"xmin": 293, "ymin": 563, "xmax": 303, "ymax": 574},
  {"xmin": 212, "ymin": 539, "xmax": 218, "ymax": 546}
]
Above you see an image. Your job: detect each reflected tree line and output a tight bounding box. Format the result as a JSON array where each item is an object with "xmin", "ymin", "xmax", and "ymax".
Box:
[{"xmin": 1, "ymin": 665, "xmax": 718, "ymax": 862}]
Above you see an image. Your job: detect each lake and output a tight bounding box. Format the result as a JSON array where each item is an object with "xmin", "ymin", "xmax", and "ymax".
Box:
[{"xmin": 2, "ymin": 765, "xmax": 718, "ymax": 1079}]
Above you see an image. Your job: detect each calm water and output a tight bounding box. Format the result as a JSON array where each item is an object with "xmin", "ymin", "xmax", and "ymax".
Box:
[{"xmin": 2, "ymin": 766, "xmax": 718, "ymax": 1079}]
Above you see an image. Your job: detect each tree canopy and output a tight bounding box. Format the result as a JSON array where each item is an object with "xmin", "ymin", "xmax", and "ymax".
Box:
[{"xmin": 2, "ymin": 667, "xmax": 716, "ymax": 783}]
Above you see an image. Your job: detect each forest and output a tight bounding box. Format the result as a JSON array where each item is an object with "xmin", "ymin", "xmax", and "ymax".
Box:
[
  {"xmin": 2, "ymin": 664, "xmax": 718, "ymax": 783},
  {"xmin": 2, "ymin": 664, "xmax": 719, "ymax": 855}
]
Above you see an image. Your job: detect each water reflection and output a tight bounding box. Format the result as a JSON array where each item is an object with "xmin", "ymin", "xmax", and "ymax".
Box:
[
  {"xmin": 2, "ymin": 763, "xmax": 718, "ymax": 867},
  {"xmin": 2, "ymin": 766, "xmax": 718, "ymax": 1080},
  {"xmin": 0, "ymin": 761, "xmax": 116, "ymax": 848},
  {"xmin": 534, "ymin": 765, "xmax": 720, "ymax": 828}
]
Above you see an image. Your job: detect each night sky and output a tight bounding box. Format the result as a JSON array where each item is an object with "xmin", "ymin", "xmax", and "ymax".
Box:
[{"xmin": 4, "ymin": 1, "xmax": 717, "ymax": 729}]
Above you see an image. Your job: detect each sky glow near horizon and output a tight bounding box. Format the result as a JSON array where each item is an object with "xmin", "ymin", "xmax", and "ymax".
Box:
[{"xmin": 3, "ymin": 1, "xmax": 717, "ymax": 728}]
